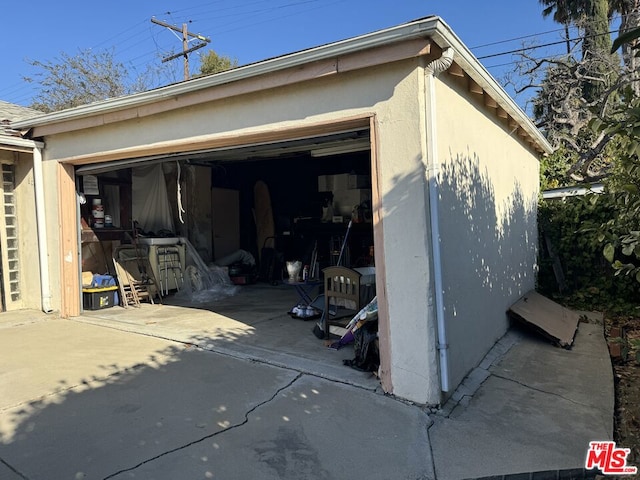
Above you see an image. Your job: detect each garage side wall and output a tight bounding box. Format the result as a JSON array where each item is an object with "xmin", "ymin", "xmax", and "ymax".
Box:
[{"xmin": 434, "ymin": 75, "xmax": 539, "ymax": 392}]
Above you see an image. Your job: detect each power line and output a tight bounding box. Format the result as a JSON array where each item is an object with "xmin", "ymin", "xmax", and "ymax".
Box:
[
  {"xmin": 150, "ymin": 18, "xmax": 211, "ymax": 80},
  {"xmin": 470, "ymin": 26, "xmax": 570, "ymax": 50},
  {"xmin": 1, "ymin": 3, "xmax": 628, "ymax": 107},
  {"xmin": 470, "ymin": 13, "xmax": 623, "ymax": 50},
  {"xmin": 477, "ymin": 27, "xmax": 620, "ymax": 60}
]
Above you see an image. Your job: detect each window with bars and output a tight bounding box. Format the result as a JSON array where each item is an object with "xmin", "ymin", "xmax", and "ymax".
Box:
[{"xmin": 2, "ymin": 164, "xmax": 19, "ymax": 302}]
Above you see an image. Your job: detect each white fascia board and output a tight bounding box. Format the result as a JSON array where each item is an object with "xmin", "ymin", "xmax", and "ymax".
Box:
[{"xmin": 0, "ymin": 135, "xmax": 44, "ymax": 149}]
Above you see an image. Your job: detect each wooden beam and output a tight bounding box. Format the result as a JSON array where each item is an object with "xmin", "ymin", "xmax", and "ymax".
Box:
[
  {"xmin": 0, "ymin": 144, "xmax": 33, "ymax": 154},
  {"xmin": 468, "ymin": 78, "xmax": 483, "ymax": 95},
  {"xmin": 447, "ymin": 63, "xmax": 465, "ymax": 77},
  {"xmin": 369, "ymin": 114, "xmax": 392, "ymax": 395},
  {"xmin": 484, "ymin": 95, "xmax": 498, "ymax": 109},
  {"xmin": 58, "ymin": 163, "xmax": 80, "ymax": 317},
  {"xmin": 496, "ymin": 107, "xmax": 508, "ymax": 119}
]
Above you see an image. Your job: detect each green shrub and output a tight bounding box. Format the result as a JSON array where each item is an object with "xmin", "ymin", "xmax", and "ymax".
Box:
[{"xmin": 538, "ymin": 193, "xmax": 638, "ymax": 312}]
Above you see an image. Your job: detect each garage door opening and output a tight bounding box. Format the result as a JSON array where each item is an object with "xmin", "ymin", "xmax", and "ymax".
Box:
[{"xmin": 75, "ymin": 127, "xmax": 380, "ymax": 387}]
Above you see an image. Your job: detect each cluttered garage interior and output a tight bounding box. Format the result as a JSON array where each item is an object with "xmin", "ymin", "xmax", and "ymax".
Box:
[{"xmin": 77, "ymin": 127, "xmax": 380, "ymax": 374}]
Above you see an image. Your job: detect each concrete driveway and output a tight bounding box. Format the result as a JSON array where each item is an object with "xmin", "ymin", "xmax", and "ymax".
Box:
[{"xmin": 0, "ymin": 307, "xmax": 613, "ymax": 480}]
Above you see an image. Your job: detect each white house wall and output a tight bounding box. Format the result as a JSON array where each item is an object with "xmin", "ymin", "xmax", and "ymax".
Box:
[
  {"xmin": 433, "ymin": 73, "xmax": 540, "ymax": 392},
  {"xmin": 41, "ymin": 58, "xmax": 442, "ymax": 404}
]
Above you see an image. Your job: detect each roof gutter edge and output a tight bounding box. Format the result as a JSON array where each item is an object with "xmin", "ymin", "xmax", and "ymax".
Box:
[
  {"xmin": 12, "ymin": 17, "xmax": 441, "ymax": 130},
  {"xmin": 0, "ymin": 136, "xmax": 44, "ymax": 149}
]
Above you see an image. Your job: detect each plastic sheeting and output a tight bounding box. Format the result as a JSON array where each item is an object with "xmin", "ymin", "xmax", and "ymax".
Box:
[
  {"xmin": 174, "ymin": 239, "xmax": 240, "ymax": 304},
  {"xmin": 132, "ymin": 164, "xmax": 174, "ymax": 234}
]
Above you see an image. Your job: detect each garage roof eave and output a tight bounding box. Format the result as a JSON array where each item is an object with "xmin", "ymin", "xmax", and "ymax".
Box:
[
  {"xmin": 426, "ymin": 23, "xmax": 552, "ymax": 155},
  {"xmin": 10, "ymin": 16, "xmax": 551, "ymax": 155},
  {"xmin": 11, "ymin": 16, "xmax": 441, "ymax": 131}
]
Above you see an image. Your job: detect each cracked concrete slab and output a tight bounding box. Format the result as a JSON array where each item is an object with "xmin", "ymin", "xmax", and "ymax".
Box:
[
  {"xmin": 0, "ymin": 306, "xmax": 613, "ymax": 480},
  {"xmin": 108, "ymin": 374, "xmax": 435, "ymax": 480},
  {"xmin": 0, "ymin": 460, "xmax": 22, "ymax": 480},
  {"xmin": 428, "ymin": 322, "xmax": 613, "ymax": 480},
  {"xmin": 490, "ymin": 321, "xmax": 613, "ymax": 415},
  {"xmin": 78, "ymin": 294, "xmax": 381, "ymax": 392},
  {"xmin": 0, "ymin": 318, "xmax": 299, "ymax": 480}
]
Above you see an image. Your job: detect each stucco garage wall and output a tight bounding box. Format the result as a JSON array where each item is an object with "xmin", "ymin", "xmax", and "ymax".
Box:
[
  {"xmin": 433, "ymin": 74, "xmax": 539, "ymax": 391},
  {"xmin": 43, "ymin": 63, "xmax": 412, "ymax": 159},
  {"xmin": 42, "ymin": 59, "xmax": 441, "ymax": 404}
]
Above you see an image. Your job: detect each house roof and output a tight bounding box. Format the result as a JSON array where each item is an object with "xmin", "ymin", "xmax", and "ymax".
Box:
[
  {"xmin": 11, "ymin": 17, "xmax": 552, "ymax": 155},
  {"xmin": 0, "ymin": 100, "xmax": 41, "ymax": 136},
  {"xmin": 0, "ymin": 100, "xmax": 44, "ymax": 150}
]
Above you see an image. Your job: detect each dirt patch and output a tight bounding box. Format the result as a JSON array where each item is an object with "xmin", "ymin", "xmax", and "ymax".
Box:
[{"xmin": 605, "ymin": 315, "xmax": 640, "ymax": 474}]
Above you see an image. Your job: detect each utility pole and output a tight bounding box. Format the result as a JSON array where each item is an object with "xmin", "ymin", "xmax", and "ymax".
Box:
[{"xmin": 151, "ymin": 17, "xmax": 211, "ymax": 81}]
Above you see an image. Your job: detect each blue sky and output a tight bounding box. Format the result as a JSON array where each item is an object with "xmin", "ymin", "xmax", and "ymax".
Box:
[{"xmin": 2, "ymin": 1, "xmax": 576, "ymax": 113}]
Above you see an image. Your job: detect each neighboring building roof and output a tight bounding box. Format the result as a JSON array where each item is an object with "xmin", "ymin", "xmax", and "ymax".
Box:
[
  {"xmin": 11, "ymin": 16, "xmax": 552, "ymax": 155},
  {"xmin": 0, "ymin": 100, "xmax": 42, "ymax": 138}
]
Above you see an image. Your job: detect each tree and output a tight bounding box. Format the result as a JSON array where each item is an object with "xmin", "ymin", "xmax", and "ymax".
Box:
[
  {"xmin": 595, "ymin": 26, "xmax": 640, "ymax": 283},
  {"xmin": 538, "ymin": 0, "xmax": 616, "ymax": 103},
  {"xmin": 516, "ymin": 0, "xmax": 640, "ymax": 181},
  {"xmin": 582, "ymin": 0, "xmax": 616, "ymax": 102},
  {"xmin": 24, "ymin": 49, "xmax": 154, "ymax": 113},
  {"xmin": 539, "ymin": 0, "xmax": 581, "ymax": 53},
  {"xmin": 198, "ymin": 50, "xmax": 238, "ymax": 76},
  {"xmin": 610, "ymin": 0, "xmax": 640, "ymax": 94}
]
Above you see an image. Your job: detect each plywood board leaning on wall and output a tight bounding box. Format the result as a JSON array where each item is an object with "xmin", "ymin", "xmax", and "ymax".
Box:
[{"xmin": 82, "ymin": 241, "xmax": 119, "ymax": 277}]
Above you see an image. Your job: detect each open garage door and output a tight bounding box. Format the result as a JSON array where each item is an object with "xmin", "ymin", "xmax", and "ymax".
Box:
[
  {"xmin": 70, "ymin": 122, "xmax": 381, "ymax": 388},
  {"xmin": 73, "ymin": 123, "xmax": 377, "ymax": 312}
]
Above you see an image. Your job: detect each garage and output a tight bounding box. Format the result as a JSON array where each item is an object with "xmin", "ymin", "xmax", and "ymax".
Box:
[
  {"xmin": 72, "ymin": 125, "xmax": 380, "ymax": 388},
  {"xmin": 13, "ymin": 17, "xmax": 550, "ymax": 405}
]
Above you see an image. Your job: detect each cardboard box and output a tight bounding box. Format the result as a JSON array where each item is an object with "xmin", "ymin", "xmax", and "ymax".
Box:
[{"xmin": 83, "ymin": 286, "xmax": 118, "ymax": 310}]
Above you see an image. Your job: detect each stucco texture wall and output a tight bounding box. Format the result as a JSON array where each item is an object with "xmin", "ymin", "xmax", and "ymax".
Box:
[
  {"xmin": 372, "ymin": 67, "xmax": 440, "ymax": 404},
  {"xmin": 434, "ymin": 74, "xmax": 540, "ymax": 391},
  {"xmin": 43, "ymin": 63, "xmax": 409, "ymax": 160}
]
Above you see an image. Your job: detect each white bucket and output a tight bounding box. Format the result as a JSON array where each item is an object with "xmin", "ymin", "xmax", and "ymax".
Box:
[{"xmin": 92, "ymin": 199, "xmax": 104, "ymax": 228}]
